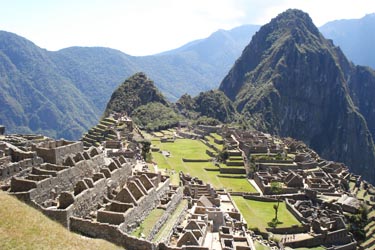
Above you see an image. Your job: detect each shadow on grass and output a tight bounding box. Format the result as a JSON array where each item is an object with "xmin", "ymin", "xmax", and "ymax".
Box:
[{"xmin": 268, "ymin": 219, "xmax": 284, "ymax": 228}]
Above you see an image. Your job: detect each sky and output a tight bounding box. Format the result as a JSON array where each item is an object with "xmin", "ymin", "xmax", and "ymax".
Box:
[{"xmin": 1, "ymin": 0, "xmax": 375, "ymax": 56}]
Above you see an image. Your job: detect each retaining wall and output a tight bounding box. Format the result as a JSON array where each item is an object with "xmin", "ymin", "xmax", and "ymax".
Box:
[{"xmin": 70, "ymin": 217, "xmax": 157, "ymax": 250}]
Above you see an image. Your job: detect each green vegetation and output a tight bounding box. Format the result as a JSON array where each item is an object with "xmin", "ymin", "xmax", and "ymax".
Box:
[
  {"xmin": 232, "ymin": 196, "xmax": 301, "ymax": 232},
  {"xmin": 254, "ymin": 242, "xmax": 271, "ymax": 250},
  {"xmin": 0, "ymin": 191, "xmax": 121, "ymax": 250},
  {"xmin": 131, "ymin": 208, "xmax": 165, "ymax": 238},
  {"xmin": 271, "ymin": 181, "xmax": 283, "ymax": 223},
  {"xmin": 153, "ymin": 200, "xmax": 188, "ymax": 242},
  {"xmin": 104, "ymin": 73, "xmax": 168, "ymax": 117},
  {"xmin": 132, "ymin": 102, "xmax": 182, "ymax": 131},
  {"xmin": 104, "ymin": 73, "xmax": 183, "ymax": 132},
  {"xmin": 151, "ymin": 138, "xmax": 256, "ymax": 192},
  {"xmin": 176, "ymin": 90, "xmax": 238, "ymax": 124},
  {"xmin": 193, "ymin": 90, "xmax": 237, "ymax": 123}
]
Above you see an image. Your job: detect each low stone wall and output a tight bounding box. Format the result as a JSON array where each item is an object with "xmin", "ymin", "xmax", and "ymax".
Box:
[
  {"xmin": 220, "ymin": 167, "xmax": 246, "ymax": 174},
  {"xmin": 201, "ymin": 139, "xmax": 219, "ymax": 153},
  {"xmin": 285, "ymin": 198, "xmax": 308, "ymax": 223},
  {"xmin": 266, "ymin": 224, "xmax": 309, "ymax": 234},
  {"xmin": 225, "ymin": 161, "xmax": 244, "ymax": 166},
  {"xmin": 205, "ymin": 150, "xmax": 216, "ymax": 157},
  {"xmin": 255, "ymin": 159, "xmax": 294, "ymax": 164},
  {"xmin": 70, "ymin": 217, "xmax": 157, "ymax": 250},
  {"xmin": 285, "ymin": 229, "xmax": 354, "ymax": 249},
  {"xmin": 213, "ymin": 138, "xmax": 223, "ymax": 145},
  {"xmin": 243, "ymin": 195, "xmax": 277, "ymax": 202},
  {"xmin": 178, "ymin": 131, "xmax": 202, "ymax": 140},
  {"xmin": 147, "ymin": 187, "xmax": 184, "ymax": 241},
  {"xmin": 182, "ymin": 158, "xmax": 210, "ymax": 162}
]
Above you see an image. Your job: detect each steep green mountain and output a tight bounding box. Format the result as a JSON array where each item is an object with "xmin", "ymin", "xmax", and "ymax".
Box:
[
  {"xmin": 0, "ymin": 26, "xmax": 258, "ymax": 139},
  {"xmin": 0, "ymin": 31, "xmax": 98, "ymax": 139},
  {"xmin": 176, "ymin": 90, "xmax": 236, "ymax": 124},
  {"xmin": 219, "ymin": 9, "xmax": 375, "ymax": 183},
  {"xmin": 104, "ymin": 72, "xmax": 168, "ymax": 116},
  {"xmin": 320, "ymin": 14, "xmax": 375, "ymax": 69},
  {"xmin": 104, "ymin": 73, "xmax": 181, "ymax": 131}
]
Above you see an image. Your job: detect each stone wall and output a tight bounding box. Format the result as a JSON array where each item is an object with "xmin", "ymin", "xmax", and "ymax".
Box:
[
  {"xmin": 157, "ymin": 198, "xmax": 189, "ymax": 244},
  {"xmin": 35, "ymin": 140, "xmax": 83, "ymax": 164},
  {"xmin": 119, "ymin": 177, "xmax": 171, "ymax": 233},
  {"xmin": 285, "ymin": 198, "xmax": 308, "ymax": 223},
  {"xmin": 0, "ymin": 158, "xmax": 40, "ymax": 180},
  {"xmin": 266, "ymin": 224, "xmax": 309, "ymax": 234},
  {"xmin": 147, "ymin": 187, "xmax": 184, "ymax": 241},
  {"xmin": 219, "ymin": 167, "xmax": 246, "ymax": 174},
  {"xmin": 28, "ymin": 154, "xmax": 104, "ymax": 204},
  {"xmin": 182, "ymin": 158, "xmax": 210, "ymax": 162},
  {"xmin": 285, "ymin": 229, "xmax": 355, "ymax": 249},
  {"xmin": 243, "ymin": 195, "xmax": 277, "ymax": 202},
  {"xmin": 70, "ymin": 217, "xmax": 157, "ymax": 250}
]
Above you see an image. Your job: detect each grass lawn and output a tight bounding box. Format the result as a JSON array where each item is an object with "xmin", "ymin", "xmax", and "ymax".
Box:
[
  {"xmin": 153, "ymin": 200, "xmax": 188, "ymax": 242},
  {"xmin": 254, "ymin": 242, "xmax": 271, "ymax": 250},
  {"xmin": 151, "ymin": 139, "xmax": 256, "ymax": 192},
  {"xmin": 131, "ymin": 208, "xmax": 165, "ymax": 238},
  {"xmin": 0, "ymin": 191, "xmax": 122, "ymax": 250},
  {"xmin": 232, "ymin": 196, "xmax": 301, "ymax": 232}
]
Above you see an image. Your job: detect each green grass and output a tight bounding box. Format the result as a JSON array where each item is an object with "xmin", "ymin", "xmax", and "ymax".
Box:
[
  {"xmin": 0, "ymin": 191, "xmax": 122, "ymax": 250},
  {"xmin": 232, "ymin": 197, "xmax": 301, "ymax": 232},
  {"xmin": 254, "ymin": 241, "xmax": 270, "ymax": 250},
  {"xmin": 151, "ymin": 139, "xmax": 256, "ymax": 192},
  {"xmin": 131, "ymin": 208, "xmax": 165, "ymax": 238},
  {"xmin": 153, "ymin": 200, "xmax": 188, "ymax": 242}
]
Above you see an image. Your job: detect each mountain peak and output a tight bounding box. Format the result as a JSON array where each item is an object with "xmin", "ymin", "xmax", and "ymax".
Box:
[
  {"xmin": 104, "ymin": 72, "xmax": 168, "ymax": 117},
  {"xmin": 219, "ymin": 9, "xmax": 375, "ymax": 183},
  {"xmin": 265, "ymin": 9, "xmax": 320, "ymax": 44}
]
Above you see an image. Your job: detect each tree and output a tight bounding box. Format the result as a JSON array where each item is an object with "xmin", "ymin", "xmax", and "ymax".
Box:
[
  {"xmin": 139, "ymin": 139, "xmax": 151, "ymax": 161},
  {"xmin": 271, "ymin": 181, "xmax": 282, "ymax": 222}
]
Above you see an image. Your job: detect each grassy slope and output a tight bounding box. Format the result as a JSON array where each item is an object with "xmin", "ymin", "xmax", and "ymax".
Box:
[
  {"xmin": 232, "ymin": 196, "xmax": 301, "ymax": 232},
  {"xmin": 151, "ymin": 138, "xmax": 256, "ymax": 192},
  {"xmin": 0, "ymin": 191, "xmax": 122, "ymax": 250}
]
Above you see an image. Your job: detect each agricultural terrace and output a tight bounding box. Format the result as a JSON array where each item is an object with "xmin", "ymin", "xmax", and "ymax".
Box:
[
  {"xmin": 205, "ymin": 133, "xmax": 223, "ymax": 151},
  {"xmin": 232, "ymin": 196, "xmax": 301, "ymax": 232},
  {"xmin": 151, "ymin": 138, "xmax": 256, "ymax": 193}
]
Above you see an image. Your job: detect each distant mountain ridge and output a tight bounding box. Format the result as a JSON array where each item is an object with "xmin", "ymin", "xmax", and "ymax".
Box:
[
  {"xmin": 219, "ymin": 9, "xmax": 375, "ymax": 183},
  {"xmin": 0, "ymin": 25, "xmax": 259, "ymax": 139},
  {"xmin": 320, "ymin": 13, "xmax": 375, "ymax": 69}
]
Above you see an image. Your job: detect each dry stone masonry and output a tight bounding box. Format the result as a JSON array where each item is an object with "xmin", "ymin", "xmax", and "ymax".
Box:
[{"xmin": 1, "ymin": 117, "xmax": 374, "ymax": 250}]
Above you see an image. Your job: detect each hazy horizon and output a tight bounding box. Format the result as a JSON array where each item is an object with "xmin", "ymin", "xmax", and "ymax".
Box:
[{"xmin": 1, "ymin": 0, "xmax": 375, "ymax": 56}]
